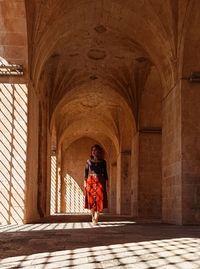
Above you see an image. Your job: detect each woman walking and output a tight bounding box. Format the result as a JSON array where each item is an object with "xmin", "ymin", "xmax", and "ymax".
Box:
[{"xmin": 84, "ymin": 144, "xmax": 108, "ymax": 224}]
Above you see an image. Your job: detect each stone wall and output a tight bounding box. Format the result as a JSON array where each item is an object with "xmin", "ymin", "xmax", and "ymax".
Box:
[
  {"xmin": 61, "ymin": 137, "xmax": 101, "ymax": 213},
  {"xmin": 138, "ymin": 132, "xmax": 162, "ymax": 219},
  {"xmin": 181, "ymin": 82, "xmax": 200, "ymax": 224},
  {"xmin": 131, "ymin": 133, "xmax": 139, "ymax": 217},
  {"xmin": 0, "ymin": 0, "xmax": 27, "ymax": 70},
  {"xmin": 138, "ymin": 66, "xmax": 162, "ymax": 220},
  {"xmin": 110, "ymin": 162, "xmax": 117, "ymax": 214},
  {"xmin": 120, "ymin": 152, "xmax": 132, "ymax": 215},
  {"xmin": 1, "ymin": 0, "xmax": 200, "ymax": 225},
  {"xmin": 162, "ymin": 85, "xmax": 182, "ymax": 224},
  {"xmin": 180, "ymin": 0, "xmax": 200, "ymax": 224},
  {"xmin": 0, "ymin": 0, "xmax": 28, "ymax": 224},
  {"xmin": 0, "ymin": 83, "xmax": 28, "ymax": 224},
  {"xmin": 24, "ymin": 84, "xmax": 39, "ymax": 223}
]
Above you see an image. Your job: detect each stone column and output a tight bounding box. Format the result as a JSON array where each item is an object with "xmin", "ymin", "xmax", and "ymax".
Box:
[
  {"xmin": 138, "ymin": 131, "xmax": 162, "ymax": 219},
  {"xmin": 117, "ymin": 151, "xmax": 132, "ymax": 215},
  {"xmin": 45, "ymin": 128, "xmax": 51, "ymax": 216},
  {"xmin": 182, "ymin": 81, "xmax": 200, "ymax": 224},
  {"xmin": 162, "ymin": 84, "xmax": 182, "ymax": 224},
  {"xmin": 56, "ymin": 161, "xmax": 61, "ymax": 213},
  {"xmin": 60, "ymin": 149, "xmax": 66, "ymax": 213},
  {"xmin": 50, "ymin": 153, "xmax": 57, "ymax": 215},
  {"xmin": 163, "ymin": 80, "xmax": 200, "ymax": 225},
  {"xmin": 109, "ymin": 162, "xmax": 117, "ymax": 214},
  {"xmin": 25, "ymin": 82, "xmax": 40, "ymax": 223},
  {"xmin": 116, "ymin": 155, "xmax": 121, "ymax": 214},
  {"xmin": 131, "ymin": 133, "xmax": 139, "ymax": 217},
  {"xmin": 60, "ymin": 174, "xmax": 66, "ymax": 213}
]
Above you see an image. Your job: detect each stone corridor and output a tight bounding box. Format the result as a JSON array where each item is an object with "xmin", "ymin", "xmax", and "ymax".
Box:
[
  {"xmin": 1, "ymin": 2, "xmax": 200, "ymax": 268},
  {"xmin": 1, "ymin": 0, "xmax": 200, "ymax": 227},
  {"xmin": 0, "ymin": 216, "xmax": 200, "ymax": 269}
]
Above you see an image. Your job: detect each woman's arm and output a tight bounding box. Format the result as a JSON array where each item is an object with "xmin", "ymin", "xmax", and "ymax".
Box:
[
  {"xmin": 84, "ymin": 161, "xmax": 89, "ymax": 188},
  {"xmin": 104, "ymin": 160, "xmax": 108, "ymax": 181}
]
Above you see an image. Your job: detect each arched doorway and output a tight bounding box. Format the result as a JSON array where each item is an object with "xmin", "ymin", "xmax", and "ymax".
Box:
[
  {"xmin": 49, "ymin": 83, "xmax": 135, "ymax": 216},
  {"xmin": 24, "ymin": 0, "xmax": 178, "ymax": 223}
]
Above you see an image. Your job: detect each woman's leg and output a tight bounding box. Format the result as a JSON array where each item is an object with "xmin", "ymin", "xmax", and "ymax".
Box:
[
  {"xmin": 90, "ymin": 208, "xmax": 94, "ymax": 218},
  {"xmin": 94, "ymin": 211, "xmax": 99, "ymax": 223}
]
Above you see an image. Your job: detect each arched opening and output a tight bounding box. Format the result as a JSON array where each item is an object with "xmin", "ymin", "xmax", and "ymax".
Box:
[
  {"xmin": 49, "ymin": 83, "xmax": 136, "ymax": 216},
  {"xmin": 1, "ymin": 0, "xmax": 200, "ymax": 226},
  {"xmin": 23, "ymin": 0, "xmax": 177, "ymax": 223}
]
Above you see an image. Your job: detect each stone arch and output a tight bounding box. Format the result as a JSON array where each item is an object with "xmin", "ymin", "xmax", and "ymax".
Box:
[
  {"xmin": 49, "ymin": 82, "xmax": 136, "ymax": 215},
  {"xmin": 50, "ymin": 82, "xmax": 135, "ymax": 145},
  {"xmin": 60, "ymin": 135, "xmax": 117, "ymax": 214},
  {"xmin": 25, "ymin": 1, "xmax": 177, "ymax": 95},
  {"xmin": 23, "ymin": 0, "xmax": 187, "ymax": 222}
]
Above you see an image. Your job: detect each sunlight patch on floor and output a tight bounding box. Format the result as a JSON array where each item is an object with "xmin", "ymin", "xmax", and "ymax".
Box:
[
  {"xmin": 0, "ymin": 221, "xmax": 136, "ymax": 232},
  {"xmin": 0, "ymin": 238, "xmax": 200, "ymax": 268}
]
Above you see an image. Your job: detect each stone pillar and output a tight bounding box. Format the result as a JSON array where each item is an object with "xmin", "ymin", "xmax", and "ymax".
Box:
[
  {"xmin": 25, "ymin": 83, "xmax": 40, "ymax": 223},
  {"xmin": 56, "ymin": 160, "xmax": 61, "ymax": 213},
  {"xmin": 131, "ymin": 133, "xmax": 139, "ymax": 217},
  {"xmin": 138, "ymin": 131, "xmax": 162, "ymax": 219},
  {"xmin": 117, "ymin": 151, "xmax": 132, "ymax": 215},
  {"xmin": 60, "ymin": 173, "xmax": 66, "ymax": 213},
  {"xmin": 163, "ymin": 80, "xmax": 200, "ymax": 225},
  {"xmin": 116, "ymin": 155, "xmax": 121, "ymax": 214},
  {"xmin": 110, "ymin": 162, "xmax": 117, "ymax": 214},
  {"xmin": 45, "ymin": 128, "xmax": 51, "ymax": 216},
  {"xmin": 50, "ymin": 153, "xmax": 57, "ymax": 215},
  {"xmin": 60, "ymin": 148, "xmax": 66, "ymax": 213},
  {"xmin": 162, "ymin": 84, "xmax": 182, "ymax": 224},
  {"xmin": 182, "ymin": 81, "xmax": 200, "ymax": 224},
  {"xmin": 37, "ymin": 103, "xmax": 48, "ymax": 218}
]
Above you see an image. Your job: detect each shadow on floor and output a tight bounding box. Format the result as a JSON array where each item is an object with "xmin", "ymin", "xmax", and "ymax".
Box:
[{"xmin": 0, "ymin": 217, "xmax": 200, "ymax": 260}]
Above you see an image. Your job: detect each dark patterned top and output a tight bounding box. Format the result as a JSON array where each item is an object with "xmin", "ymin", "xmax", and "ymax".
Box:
[{"xmin": 84, "ymin": 159, "xmax": 108, "ymax": 180}]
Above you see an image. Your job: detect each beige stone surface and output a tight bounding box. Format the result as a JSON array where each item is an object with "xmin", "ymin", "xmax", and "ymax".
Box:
[
  {"xmin": 0, "ymin": 217, "xmax": 200, "ymax": 269},
  {"xmin": 139, "ymin": 133, "xmax": 162, "ymax": 219},
  {"xmin": 1, "ymin": 0, "xmax": 200, "ymax": 226},
  {"xmin": 0, "ymin": 0, "xmax": 27, "ymax": 67}
]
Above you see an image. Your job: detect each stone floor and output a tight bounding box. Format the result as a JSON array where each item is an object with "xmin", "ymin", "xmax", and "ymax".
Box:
[{"xmin": 0, "ymin": 215, "xmax": 200, "ymax": 269}]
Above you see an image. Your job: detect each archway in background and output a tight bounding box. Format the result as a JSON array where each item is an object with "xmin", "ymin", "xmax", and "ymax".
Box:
[
  {"xmin": 24, "ymin": 0, "xmax": 182, "ymax": 223},
  {"xmin": 49, "ymin": 82, "xmax": 135, "ymax": 215}
]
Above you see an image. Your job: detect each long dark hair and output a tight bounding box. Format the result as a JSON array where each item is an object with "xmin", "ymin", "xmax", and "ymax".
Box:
[{"xmin": 90, "ymin": 144, "xmax": 104, "ymax": 160}]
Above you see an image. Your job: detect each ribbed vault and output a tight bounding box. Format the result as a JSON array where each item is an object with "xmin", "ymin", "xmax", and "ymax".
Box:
[
  {"xmin": 24, "ymin": 1, "xmax": 181, "ymax": 217},
  {"xmin": 1, "ymin": 0, "xmax": 200, "ymax": 224},
  {"xmin": 26, "ymin": 0, "xmax": 180, "ymax": 109},
  {"xmin": 51, "ymin": 82, "xmax": 135, "ymax": 155},
  {"xmin": 23, "ymin": 0, "xmax": 198, "ymax": 220}
]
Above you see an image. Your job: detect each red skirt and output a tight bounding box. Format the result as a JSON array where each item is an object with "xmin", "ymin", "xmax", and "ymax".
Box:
[{"xmin": 85, "ymin": 175, "xmax": 108, "ymax": 212}]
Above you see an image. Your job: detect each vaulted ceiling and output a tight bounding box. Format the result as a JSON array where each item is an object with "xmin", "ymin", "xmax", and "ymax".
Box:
[{"xmin": 25, "ymin": 0, "xmax": 189, "ymax": 152}]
